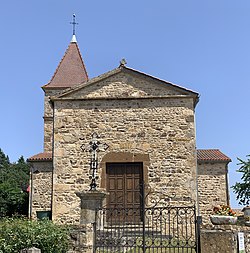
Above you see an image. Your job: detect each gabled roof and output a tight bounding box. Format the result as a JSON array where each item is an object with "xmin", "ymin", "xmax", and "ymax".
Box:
[
  {"xmin": 42, "ymin": 37, "xmax": 88, "ymax": 89},
  {"xmin": 52, "ymin": 65, "xmax": 199, "ymax": 106},
  {"xmin": 197, "ymin": 149, "xmax": 231, "ymax": 163}
]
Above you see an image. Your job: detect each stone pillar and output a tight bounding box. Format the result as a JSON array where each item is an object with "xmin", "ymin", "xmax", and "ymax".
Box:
[
  {"xmin": 76, "ymin": 190, "xmax": 107, "ymax": 224},
  {"xmin": 71, "ymin": 190, "xmax": 107, "ymax": 253}
]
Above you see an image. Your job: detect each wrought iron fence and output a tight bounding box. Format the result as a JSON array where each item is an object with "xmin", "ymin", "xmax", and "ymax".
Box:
[{"xmin": 94, "ymin": 205, "xmax": 198, "ymax": 253}]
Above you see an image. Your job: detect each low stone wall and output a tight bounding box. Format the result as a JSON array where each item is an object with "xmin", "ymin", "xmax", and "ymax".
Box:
[
  {"xmin": 200, "ymin": 223, "xmax": 250, "ymax": 253},
  {"xmin": 68, "ymin": 224, "xmax": 94, "ymax": 253},
  {"xmin": 200, "ymin": 229, "xmax": 236, "ymax": 253}
]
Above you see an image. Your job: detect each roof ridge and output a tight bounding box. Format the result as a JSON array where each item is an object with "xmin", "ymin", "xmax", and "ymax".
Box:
[
  {"xmin": 123, "ymin": 66, "xmax": 199, "ymax": 97},
  {"xmin": 75, "ymin": 42, "xmax": 88, "ymax": 81}
]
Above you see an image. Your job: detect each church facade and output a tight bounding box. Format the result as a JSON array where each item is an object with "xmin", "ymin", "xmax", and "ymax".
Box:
[{"xmin": 28, "ymin": 35, "xmax": 231, "ymax": 225}]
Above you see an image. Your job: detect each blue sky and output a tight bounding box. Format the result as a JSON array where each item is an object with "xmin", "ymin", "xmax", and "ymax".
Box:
[{"xmin": 0, "ymin": 1, "xmax": 249, "ymax": 208}]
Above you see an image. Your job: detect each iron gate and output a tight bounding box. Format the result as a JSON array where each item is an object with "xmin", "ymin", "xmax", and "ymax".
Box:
[{"xmin": 94, "ymin": 205, "xmax": 199, "ymax": 253}]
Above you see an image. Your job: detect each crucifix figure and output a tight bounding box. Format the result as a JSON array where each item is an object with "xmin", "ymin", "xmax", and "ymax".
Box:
[
  {"xmin": 70, "ymin": 13, "xmax": 78, "ymax": 35},
  {"xmin": 81, "ymin": 133, "xmax": 109, "ymax": 190}
]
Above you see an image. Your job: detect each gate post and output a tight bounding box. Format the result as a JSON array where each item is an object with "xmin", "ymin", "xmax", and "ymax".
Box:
[
  {"xmin": 75, "ymin": 190, "xmax": 108, "ymax": 253},
  {"xmin": 141, "ymin": 181, "xmax": 146, "ymax": 253},
  {"xmin": 196, "ymin": 215, "xmax": 202, "ymax": 253}
]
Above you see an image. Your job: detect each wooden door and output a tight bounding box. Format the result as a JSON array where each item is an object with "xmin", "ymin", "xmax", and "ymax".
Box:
[{"xmin": 106, "ymin": 162, "xmax": 143, "ymax": 223}]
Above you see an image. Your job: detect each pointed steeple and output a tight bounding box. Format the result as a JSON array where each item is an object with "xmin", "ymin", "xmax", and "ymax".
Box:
[{"xmin": 43, "ymin": 15, "xmax": 88, "ymax": 89}]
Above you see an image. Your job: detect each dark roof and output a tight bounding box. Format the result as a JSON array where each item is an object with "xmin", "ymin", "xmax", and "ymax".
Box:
[
  {"xmin": 27, "ymin": 152, "xmax": 52, "ymax": 162},
  {"xmin": 28, "ymin": 149, "xmax": 231, "ymax": 163},
  {"xmin": 197, "ymin": 149, "xmax": 231, "ymax": 163},
  {"xmin": 42, "ymin": 41, "xmax": 88, "ymax": 89}
]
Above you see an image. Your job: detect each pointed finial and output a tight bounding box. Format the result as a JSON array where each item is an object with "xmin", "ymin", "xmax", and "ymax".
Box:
[
  {"xmin": 70, "ymin": 13, "xmax": 78, "ymax": 36},
  {"xmin": 119, "ymin": 58, "xmax": 127, "ymax": 67}
]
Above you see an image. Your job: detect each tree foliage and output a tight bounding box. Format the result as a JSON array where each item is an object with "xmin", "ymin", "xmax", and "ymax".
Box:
[
  {"xmin": 232, "ymin": 155, "xmax": 250, "ymax": 206},
  {"xmin": 0, "ymin": 217, "xmax": 69, "ymax": 253},
  {"xmin": 0, "ymin": 148, "xmax": 10, "ymax": 169},
  {"xmin": 0, "ymin": 149, "xmax": 30, "ymax": 217}
]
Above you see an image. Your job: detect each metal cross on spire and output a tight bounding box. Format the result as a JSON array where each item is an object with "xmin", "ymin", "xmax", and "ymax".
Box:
[
  {"xmin": 70, "ymin": 13, "xmax": 78, "ymax": 35},
  {"xmin": 80, "ymin": 133, "xmax": 109, "ymax": 191}
]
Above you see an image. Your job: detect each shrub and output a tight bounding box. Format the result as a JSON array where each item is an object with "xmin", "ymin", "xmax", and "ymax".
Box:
[{"xmin": 0, "ymin": 217, "xmax": 70, "ymax": 253}]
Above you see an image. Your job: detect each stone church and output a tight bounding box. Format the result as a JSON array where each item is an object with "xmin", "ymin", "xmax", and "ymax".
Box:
[{"xmin": 28, "ymin": 34, "xmax": 231, "ymax": 225}]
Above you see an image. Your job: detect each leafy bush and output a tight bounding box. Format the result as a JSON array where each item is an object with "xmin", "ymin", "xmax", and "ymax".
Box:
[{"xmin": 0, "ymin": 217, "xmax": 70, "ymax": 253}]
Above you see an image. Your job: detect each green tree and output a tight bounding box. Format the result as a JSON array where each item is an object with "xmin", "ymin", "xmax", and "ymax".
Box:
[
  {"xmin": 0, "ymin": 150, "xmax": 30, "ymax": 217},
  {"xmin": 0, "ymin": 148, "xmax": 10, "ymax": 169},
  {"xmin": 232, "ymin": 155, "xmax": 250, "ymax": 205}
]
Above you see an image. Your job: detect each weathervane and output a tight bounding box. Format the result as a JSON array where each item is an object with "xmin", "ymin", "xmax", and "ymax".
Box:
[
  {"xmin": 70, "ymin": 13, "xmax": 78, "ymax": 35},
  {"xmin": 80, "ymin": 133, "xmax": 109, "ymax": 191}
]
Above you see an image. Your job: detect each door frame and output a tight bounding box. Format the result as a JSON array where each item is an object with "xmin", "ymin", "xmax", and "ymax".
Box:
[{"xmin": 100, "ymin": 152, "xmax": 150, "ymax": 210}]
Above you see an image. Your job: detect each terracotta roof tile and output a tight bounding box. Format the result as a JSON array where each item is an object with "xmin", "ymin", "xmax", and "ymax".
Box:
[
  {"xmin": 42, "ymin": 42, "xmax": 88, "ymax": 89},
  {"xmin": 27, "ymin": 152, "xmax": 52, "ymax": 162},
  {"xmin": 28, "ymin": 149, "xmax": 231, "ymax": 163},
  {"xmin": 197, "ymin": 149, "xmax": 231, "ymax": 162}
]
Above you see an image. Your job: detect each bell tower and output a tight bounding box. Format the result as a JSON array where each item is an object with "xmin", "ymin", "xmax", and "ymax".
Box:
[{"xmin": 41, "ymin": 14, "xmax": 88, "ymax": 152}]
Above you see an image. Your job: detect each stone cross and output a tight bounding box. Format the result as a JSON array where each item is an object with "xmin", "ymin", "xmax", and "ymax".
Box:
[{"xmin": 81, "ymin": 132, "xmax": 109, "ymax": 190}]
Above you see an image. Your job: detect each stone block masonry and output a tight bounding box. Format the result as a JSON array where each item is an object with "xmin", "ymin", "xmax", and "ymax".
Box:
[
  {"xmin": 30, "ymin": 161, "xmax": 52, "ymax": 219},
  {"xmin": 198, "ymin": 162, "xmax": 229, "ymax": 224},
  {"xmin": 52, "ymin": 93, "xmax": 197, "ymax": 223}
]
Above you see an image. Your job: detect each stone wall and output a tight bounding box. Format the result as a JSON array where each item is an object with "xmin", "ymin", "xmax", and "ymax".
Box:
[
  {"xmin": 197, "ymin": 162, "xmax": 229, "ymax": 224},
  {"xmin": 43, "ymin": 89, "xmax": 64, "ymax": 152},
  {"xmin": 200, "ymin": 225, "xmax": 250, "ymax": 253},
  {"xmin": 200, "ymin": 229, "xmax": 236, "ymax": 253},
  {"xmin": 52, "ymin": 81, "xmax": 197, "ymax": 224},
  {"xmin": 29, "ymin": 161, "xmax": 52, "ymax": 219}
]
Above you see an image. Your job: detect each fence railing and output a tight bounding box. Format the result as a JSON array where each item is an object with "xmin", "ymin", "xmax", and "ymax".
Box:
[{"xmin": 94, "ymin": 205, "xmax": 198, "ymax": 253}]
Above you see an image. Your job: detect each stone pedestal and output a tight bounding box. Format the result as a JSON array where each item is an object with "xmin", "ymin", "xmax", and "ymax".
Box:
[
  {"xmin": 70, "ymin": 190, "xmax": 107, "ymax": 253},
  {"xmin": 76, "ymin": 190, "xmax": 108, "ymax": 224}
]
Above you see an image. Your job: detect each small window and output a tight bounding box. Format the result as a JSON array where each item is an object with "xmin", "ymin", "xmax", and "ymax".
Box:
[{"xmin": 36, "ymin": 211, "xmax": 52, "ymax": 220}]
